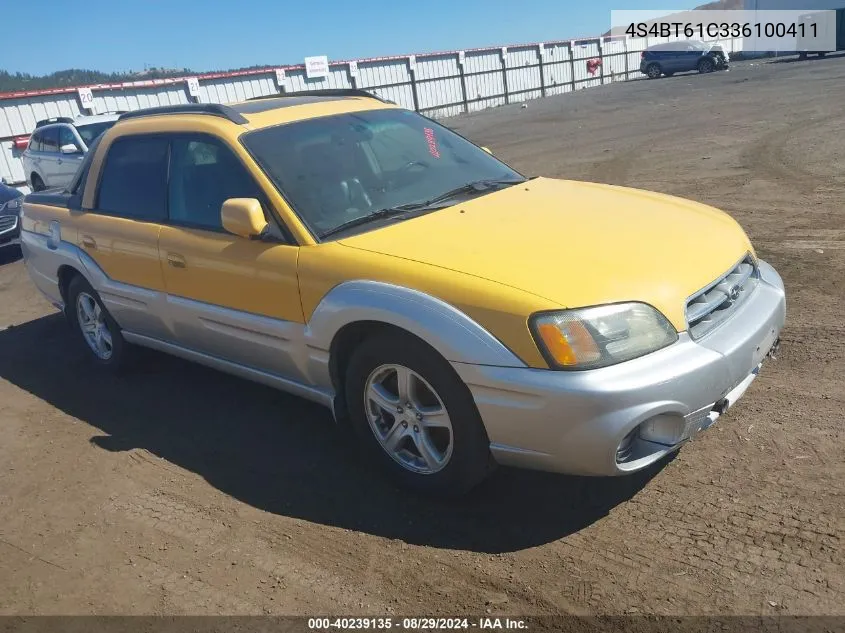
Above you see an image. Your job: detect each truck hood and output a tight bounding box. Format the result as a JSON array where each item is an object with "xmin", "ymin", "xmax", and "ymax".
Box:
[{"xmin": 338, "ymin": 177, "xmax": 753, "ymax": 330}]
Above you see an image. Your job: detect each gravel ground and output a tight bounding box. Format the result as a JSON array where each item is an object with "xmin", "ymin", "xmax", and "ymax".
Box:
[{"xmin": 0, "ymin": 55, "xmax": 842, "ymax": 617}]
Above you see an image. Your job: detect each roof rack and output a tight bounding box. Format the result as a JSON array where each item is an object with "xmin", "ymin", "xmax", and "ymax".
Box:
[
  {"xmin": 117, "ymin": 103, "xmax": 248, "ymax": 124},
  {"xmin": 246, "ymin": 89, "xmax": 390, "ymax": 103},
  {"xmin": 35, "ymin": 117, "xmax": 74, "ymax": 128}
]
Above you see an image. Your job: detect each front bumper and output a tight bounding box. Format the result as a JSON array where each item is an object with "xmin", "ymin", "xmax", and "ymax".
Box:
[
  {"xmin": 0, "ymin": 215, "xmax": 21, "ymax": 249},
  {"xmin": 453, "ymin": 260, "xmax": 786, "ymax": 476}
]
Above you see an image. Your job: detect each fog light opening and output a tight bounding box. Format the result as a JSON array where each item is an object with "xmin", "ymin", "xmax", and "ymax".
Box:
[
  {"xmin": 616, "ymin": 429, "xmax": 637, "ymax": 463},
  {"xmin": 637, "ymin": 413, "xmax": 686, "ymax": 447}
]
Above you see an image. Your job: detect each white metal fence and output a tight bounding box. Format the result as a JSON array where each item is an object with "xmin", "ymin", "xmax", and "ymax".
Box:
[{"xmin": 0, "ymin": 35, "xmax": 744, "ymax": 188}]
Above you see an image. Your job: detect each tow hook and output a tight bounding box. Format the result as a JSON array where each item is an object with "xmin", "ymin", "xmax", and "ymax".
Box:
[
  {"xmin": 712, "ymin": 399, "xmax": 729, "ymax": 416},
  {"xmin": 767, "ymin": 337, "xmax": 781, "ymax": 360}
]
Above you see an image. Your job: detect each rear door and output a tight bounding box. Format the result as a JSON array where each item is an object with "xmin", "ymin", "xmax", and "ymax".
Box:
[
  {"xmin": 38, "ymin": 126, "xmax": 61, "ymax": 186},
  {"xmin": 24, "ymin": 131, "xmax": 44, "ymax": 183},
  {"xmin": 74, "ymin": 135, "xmax": 170, "ymax": 339}
]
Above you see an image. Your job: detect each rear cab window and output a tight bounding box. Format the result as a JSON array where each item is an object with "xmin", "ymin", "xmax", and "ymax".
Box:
[{"xmin": 95, "ymin": 136, "xmax": 168, "ymax": 221}]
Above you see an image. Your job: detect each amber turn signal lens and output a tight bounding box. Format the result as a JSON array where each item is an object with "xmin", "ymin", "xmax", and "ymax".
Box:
[{"xmin": 536, "ymin": 320, "xmax": 601, "ymax": 366}]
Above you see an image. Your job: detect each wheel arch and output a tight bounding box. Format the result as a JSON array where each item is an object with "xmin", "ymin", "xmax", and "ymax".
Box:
[
  {"xmin": 57, "ymin": 263, "xmax": 84, "ymax": 307},
  {"xmin": 306, "ymin": 281, "xmax": 527, "ymax": 419},
  {"xmin": 328, "ymin": 320, "xmax": 443, "ymax": 414}
]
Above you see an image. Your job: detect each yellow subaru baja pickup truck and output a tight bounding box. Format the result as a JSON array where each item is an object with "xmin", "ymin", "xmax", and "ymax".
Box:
[{"xmin": 20, "ymin": 90, "xmax": 785, "ymax": 496}]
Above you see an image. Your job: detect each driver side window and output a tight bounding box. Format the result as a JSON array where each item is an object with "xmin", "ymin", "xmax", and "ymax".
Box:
[
  {"xmin": 168, "ymin": 137, "xmax": 264, "ymax": 232},
  {"xmin": 59, "ymin": 126, "xmax": 81, "ymax": 152}
]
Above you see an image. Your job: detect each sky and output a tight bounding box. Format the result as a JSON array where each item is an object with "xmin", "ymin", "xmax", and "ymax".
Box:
[{"xmin": 2, "ymin": 0, "xmax": 696, "ymax": 76}]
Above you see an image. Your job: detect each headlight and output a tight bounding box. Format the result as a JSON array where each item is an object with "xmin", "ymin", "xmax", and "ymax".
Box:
[
  {"xmin": 530, "ymin": 302, "xmax": 678, "ymax": 370},
  {"xmin": 0, "ymin": 197, "xmax": 22, "ymax": 215}
]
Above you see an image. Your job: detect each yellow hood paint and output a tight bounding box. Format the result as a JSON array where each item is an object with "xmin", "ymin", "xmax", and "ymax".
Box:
[{"xmin": 337, "ymin": 177, "xmax": 754, "ymax": 333}]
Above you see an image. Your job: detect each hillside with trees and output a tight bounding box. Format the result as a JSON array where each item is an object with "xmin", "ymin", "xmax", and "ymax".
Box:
[{"xmin": 0, "ymin": 64, "xmax": 276, "ymax": 93}]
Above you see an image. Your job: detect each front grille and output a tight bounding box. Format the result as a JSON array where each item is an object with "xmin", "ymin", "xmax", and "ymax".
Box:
[
  {"xmin": 686, "ymin": 254, "xmax": 758, "ymax": 339},
  {"xmin": 0, "ymin": 215, "xmax": 17, "ymax": 234}
]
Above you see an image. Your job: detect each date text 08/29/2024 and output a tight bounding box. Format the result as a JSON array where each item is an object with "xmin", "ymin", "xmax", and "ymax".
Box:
[{"xmin": 308, "ymin": 617, "xmax": 528, "ymax": 630}]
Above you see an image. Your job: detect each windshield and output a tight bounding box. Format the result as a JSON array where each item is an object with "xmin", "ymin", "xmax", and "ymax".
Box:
[
  {"xmin": 76, "ymin": 121, "xmax": 117, "ymax": 148},
  {"xmin": 241, "ymin": 109, "xmax": 523, "ymax": 237}
]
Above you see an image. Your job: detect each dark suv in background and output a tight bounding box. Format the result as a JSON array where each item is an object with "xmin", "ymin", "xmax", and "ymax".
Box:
[
  {"xmin": 640, "ymin": 40, "xmax": 729, "ymax": 79},
  {"xmin": 0, "ymin": 180, "xmax": 23, "ymax": 254}
]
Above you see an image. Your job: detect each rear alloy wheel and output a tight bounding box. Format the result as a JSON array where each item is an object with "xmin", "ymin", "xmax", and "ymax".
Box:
[
  {"xmin": 345, "ymin": 333, "xmax": 493, "ymax": 496},
  {"xmin": 76, "ymin": 292, "xmax": 114, "ymax": 361},
  {"xmin": 645, "ymin": 63, "xmax": 662, "ymax": 79},
  {"xmin": 67, "ymin": 275, "xmax": 129, "ymax": 371},
  {"xmin": 698, "ymin": 57, "xmax": 716, "ymax": 74}
]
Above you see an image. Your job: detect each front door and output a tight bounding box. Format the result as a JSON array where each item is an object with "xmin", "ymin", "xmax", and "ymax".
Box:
[
  {"xmin": 156, "ymin": 135, "xmax": 306, "ymax": 382},
  {"xmin": 56, "ymin": 126, "xmax": 86, "ymax": 186}
]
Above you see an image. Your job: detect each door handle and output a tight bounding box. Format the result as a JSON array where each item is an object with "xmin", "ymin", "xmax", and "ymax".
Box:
[
  {"xmin": 167, "ymin": 253, "xmax": 187, "ymax": 268},
  {"xmin": 81, "ymin": 235, "xmax": 96, "ymax": 250}
]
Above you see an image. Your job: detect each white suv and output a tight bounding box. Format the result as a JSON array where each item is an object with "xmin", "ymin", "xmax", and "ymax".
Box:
[{"xmin": 22, "ymin": 113, "xmax": 121, "ymax": 191}]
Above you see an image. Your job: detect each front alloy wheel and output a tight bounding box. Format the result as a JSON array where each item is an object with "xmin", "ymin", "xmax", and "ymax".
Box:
[
  {"xmin": 345, "ymin": 332, "xmax": 493, "ymax": 496},
  {"xmin": 364, "ymin": 364, "xmax": 453, "ymax": 474}
]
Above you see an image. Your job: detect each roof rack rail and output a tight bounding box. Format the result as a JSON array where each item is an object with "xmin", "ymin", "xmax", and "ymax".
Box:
[
  {"xmin": 118, "ymin": 104, "xmax": 248, "ymax": 124},
  {"xmin": 35, "ymin": 117, "xmax": 75, "ymax": 128},
  {"xmin": 246, "ymin": 89, "xmax": 390, "ymax": 103}
]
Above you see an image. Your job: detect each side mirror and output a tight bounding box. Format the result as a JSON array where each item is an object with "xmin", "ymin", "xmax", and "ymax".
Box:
[
  {"xmin": 60, "ymin": 143, "xmax": 81, "ymax": 154},
  {"xmin": 221, "ymin": 198, "xmax": 269, "ymax": 239},
  {"xmin": 481, "ymin": 146, "xmax": 493, "ymax": 155}
]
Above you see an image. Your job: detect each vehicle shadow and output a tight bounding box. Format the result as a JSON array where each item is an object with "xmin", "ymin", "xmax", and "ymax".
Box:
[{"xmin": 0, "ymin": 314, "xmax": 672, "ymax": 554}]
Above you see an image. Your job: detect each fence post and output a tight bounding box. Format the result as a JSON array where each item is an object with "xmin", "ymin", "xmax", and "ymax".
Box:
[
  {"xmin": 623, "ymin": 37, "xmax": 629, "ymax": 79},
  {"xmin": 569, "ymin": 41, "xmax": 576, "ymax": 93},
  {"xmin": 408, "ymin": 56, "xmax": 420, "ymax": 112},
  {"xmin": 598, "ymin": 38, "xmax": 605, "ymax": 85},
  {"xmin": 538, "ymin": 43, "xmax": 546, "ymax": 98},
  {"xmin": 348, "ymin": 61, "xmax": 358, "ymax": 90},
  {"xmin": 501, "ymin": 47, "xmax": 510, "ymax": 104},
  {"xmin": 457, "ymin": 51, "xmax": 469, "ymax": 114}
]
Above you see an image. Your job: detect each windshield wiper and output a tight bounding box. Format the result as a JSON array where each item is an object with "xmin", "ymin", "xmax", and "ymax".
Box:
[
  {"xmin": 318, "ymin": 205, "xmax": 419, "ymax": 239},
  {"xmin": 418, "ymin": 178, "xmax": 525, "ymax": 208},
  {"xmin": 317, "ymin": 178, "xmax": 525, "ymax": 240}
]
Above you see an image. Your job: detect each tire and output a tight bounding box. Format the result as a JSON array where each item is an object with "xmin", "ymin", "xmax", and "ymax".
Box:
[
  {"xmin": 345, "ymin": 332, "xmax": 493, "ymax": 496},
  {"xmin": 645, "ymin": 63, "xmax": 662, "ymax": 79},
  {"xmin": 66, "ymin": 274, "xmax": 129, "ymax": 371},
  {"xmin": 698, "ymin": 57, "xmax": 716, "ymax": 74},
  {"xmin": 31, "ymin": 174, "xmax": 45, "ymax": 192}
]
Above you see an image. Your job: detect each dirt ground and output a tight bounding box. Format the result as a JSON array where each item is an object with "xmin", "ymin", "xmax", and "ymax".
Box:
[{"xmin": 0, "ymin": 55, "xmax": 842, "ymax": 618}]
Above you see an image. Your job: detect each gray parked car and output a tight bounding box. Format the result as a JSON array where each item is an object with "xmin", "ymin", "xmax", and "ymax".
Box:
[
  {"xmin": 22, "ymin": 113, "xmax": 120, "ymax": 191},
  {"xmin": 640, "ymin": 41, "xmax": 729, "ymax": 79}
]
